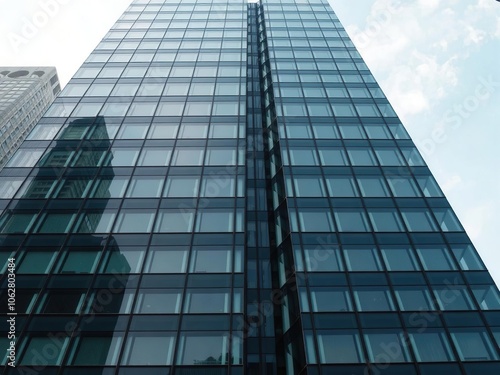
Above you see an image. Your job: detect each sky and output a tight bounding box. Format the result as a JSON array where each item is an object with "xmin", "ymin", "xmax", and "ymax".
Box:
[{"xmin": 0, "ymin": 0, "xmax": 499, "ymax": 286}]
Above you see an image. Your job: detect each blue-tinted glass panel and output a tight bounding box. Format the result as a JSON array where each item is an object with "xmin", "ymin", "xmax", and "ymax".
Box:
[
  {"xmin": 121, "ymin": 333, "xmax": 175, "ymax": 365},
  {"xmin": 364, "ymin": 332, "xmax": 409, "ymax": 363},
  {"xmin": 409, "ymin": 330, "xmax": 455, "ymax": 362},
  {"xmin": 450, "ymin": 329, "xmax": 499, "ymax": 361}
]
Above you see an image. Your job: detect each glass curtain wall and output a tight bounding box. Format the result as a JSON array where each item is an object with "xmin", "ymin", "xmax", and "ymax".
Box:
[{"xmin": 0, "ymin": 0, "xmax": 499, "ymax": 375}]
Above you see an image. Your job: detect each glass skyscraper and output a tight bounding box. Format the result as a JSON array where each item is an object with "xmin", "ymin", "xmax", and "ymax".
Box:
[{"xmin": 1, "ymin": 0, "xmax": 499, "ymax": 374}]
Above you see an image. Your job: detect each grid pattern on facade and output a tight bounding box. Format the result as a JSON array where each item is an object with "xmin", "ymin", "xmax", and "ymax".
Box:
[
  {"xmin": 0, "ymin": 1, "xmax": 499, "ymax": 375},
  {"xmin": 0, "ymin": 67, "xmax": 60, "ymax": 168}
]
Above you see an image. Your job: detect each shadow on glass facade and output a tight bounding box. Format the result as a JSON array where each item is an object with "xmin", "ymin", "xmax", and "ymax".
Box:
[{"xmin": 1, "ymin": 0, "xmax": 499, "ymax": 374}]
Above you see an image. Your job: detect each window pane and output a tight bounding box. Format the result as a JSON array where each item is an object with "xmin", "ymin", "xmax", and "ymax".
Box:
[
  {"xmin": 387, "ymin": 177, "xmax": 420, "ymax": 197},
  {"xmin": 344, "ymin": 247, "xmax": 381, "ymax": 271},
  {"xmin": 308, "ymin": 288, "xmax": 353, "ymax": 312},
  {"xmin": 354, "ymin": 288, "xmax": 395, "ymax": 311},
  {"xmin": 18, "ymin": 252, "xmax": 56, "ymax": 274},
  {"xmin": 76, "ymin": 211, "xmax": 116, "ymax": 233},
  {"xmin": 433, "ymin": 286, "xmax": 474, "ymax": 310},
  {"xmin": 395, "ymin": 287, "xmax": 434, "ymax": 311},
  {"xmin": 334, "ymin": 210, "xmax": 370, "ymax": 232},
  {"xmin": 298, "ymin": 210, "xmax": 335, "ymax": 232},
  {"xmin": 287, "ymin": 148, "xmax": 318, "ymax": 165},
  {"xmin": 172, "ymin": 148, "xmax": 204, "ymax": 166},
  {"xmin": 365, "ymin": 125, "xmax": 391, "ymax": 139},
  {"xmin": 317, "ymin": 331, "xmax": 363, "ymax": 363},
  {"xmin": 201, "ymin": 176, "xmax": 235, "ymax": 197},
  {"xmin": 16, "ymin": 178, "xmax": 57, "ymax": 199},
  {"xmin": 126, "ymin": 177, "xmax": 164, "ymax": 198},
  {"xmin": 416, "ymin": 176, "xmax": 443, "ymax": 197},
  {"xmin": 127, "ymin": 102, "xmax": 158, "ymax": 116},
  {"xmin": 471, "ymin": 286, "xmax": 500, "ymax": 310},
  {"xmin": 301, "ymin": 248, "xmax": 343, "ymax": 272},
  {"xmin": 156, "ymin": 101, "xmax": 185, "ymax": 116},
  {"xmin": 210, "ymin": 124, "xmax": 238, "ymax": 138},
  {"xmin": 416, "ymin": 247, "xmax": 457, "ymax": 270},
  {"xmin": 155, "ymin": 210, "xmax": 195, "ymax": 232},
  {"xmin": 195, "ymin": 210, "xmax": 234, "ymax": 232},
  {"xmin": 137, "ymin": 82, "xmax": 164, "ymax": 96},
  {"xmin": 433, "ymin": 208, "xmax": 463, "ymax": 232},
  {"xmin": 6, "ymin": 149, "xmax": 44, "ymax": 168},
  {"xmin": 368, "ymin": 210, "xmax": 404, "ymax": 232},
  {"xmin": 312, "ymin": 124, "xmax": 339, "ymax": 139},
  {"xmin": 331, "ymin": 103, "xmax": 356, "ymax": 116},
  {"xmin": 145, "ymin": 248, "xmax": 188, "ymax": 273},
  {"xmin": 401, "ymin": 147, "xmax": 426, "ymax": 166},
  {"xmin": 190, "ymin": 248, "xmax": 232, "ymax": 273},
  {"xmin": 100, "ymin": 102, "xmax": 130, "ymax": 116},
  {"xmin": 179, "ymin": 123, "xmax": 208, "ymax": 139},
  {"xmin": 375, "ymin": 148, "xmax": 405, "ymax": 166},
  {"xmin": 108, "ymin": 149, "xmax": 139, "ymax": 167},
  {"xmin": 115, "ymin": 211, "xmax": 155, "ymax": 233},
  {"xmin": 135, "ymin": 290, "xmax": 182, "ymax": 313},
  {"xmin": 205, "ymin": 148, "xmax": 237, "ymax": 166},
  {"xmin": 401, "ymin": 210, "xmax": 437, "ymax": 231},
  {"xmin": 137, "ymin": 148, "xmax": 172, "ymax": 166},
  {"xmin": 357, "ymin": 177, "xmax": 389, "ymax": 197},
  {"xmin": 60, "ymin": 251, "xmax": 100, "ymax": 273},
  {"xmin": 325, "ymin": 176, "xmax": 359, "ymax": 197},
  {"xmin": 111, "ymin": 82, "xmax": 139, "ymax": 96},
  {"xmin": 364, "ymin": 332, "xmax": 409, "ymax": 363},
  {"xmin": 381, "ymin": 247, "xmax": 420, "ymax": 271},
  {"xmin": 164, "ymin": 176, "xmax": 200, "ymax": 197},
  {"xmin": 103, "ymin": 248, "xmax": 145, "ymax": 274},
  {"xmin": 91, "ymin": 177, "xmax": 129, "ymax": 198},
  {"xmin": 21, "ymin": 337, "xmax": 68, "ymax": 365},
  {"xmin": 348, "ymin": 148, "xmax": 377, "ymax": 166},
  {"xmin": 318, "ymin": 148, "xmax": 348, "ymax": 166},
  {"xmin": 0, "ymin": 213, "xmax": 37, "ymax": 234},
  {"xmin": 55, "ymin": 177, "xmax": 93, "ymax": 198},
  {"xmin": 339, "ymin": 124, "xmax": 365, "ymax": 139},
  {"xmin": 71, "ymin": 336, "xmax": 122, "ymax": 365},
  {"xmin": 27, "ymin": 124, "xmax": 62, "ymax": 140},
  {"xmin": 177, "ymin": 333, "xmax": 230, "ymax": 365},
  {"xmin": 122, "ymin": 333, "xmax": 175, "ymax": 365},
  {"xmin": 286, "ymin": 123, "xmax": 312, "ymax": 139},
  {"xmin": 292, "ymin": 176, "xmax": 326, "ymax": 197},
  {"xmin": 0, "ymin": 177, "xmax": 24, "ymax": 198},
  {"xmin": 184, "ymin": 102, "xmax": 212, "ymax": 116},
  {"xmin": 148, "ymin": 122, "xmax": 179, "ymax": 139},
  {"xmin": 36, "ymin": 213, "xmax": 75, "ymax": 233},
  {"xmin": 451, "ymin": 245, "xmax": 485, "ymax": 271},
  {"xmin": 450, "ymin": 330, "xmax": 499, "ymax": 361},
  {"xmin": 184, "ymin": 289, "xmax": 231, "ymax": 313},
  {"xmin": 410, "ymin": 331, "xmax": 454, "ymax": 362}
]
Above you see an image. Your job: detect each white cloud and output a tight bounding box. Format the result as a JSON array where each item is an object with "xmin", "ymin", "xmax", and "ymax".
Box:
[
  {"xmin": 460, "ymin": 204, "xmax": 494, "ymax": 240},
  {"xmin": 464, "ymin": 26, "xmax": 487, "ymax": 45},
  {"xmin": 418, "ymin": 0, "xmax": 439, "ymax": 12},
  {"xmin": 346, "ymin": 0, "xmax": 499, "ymax": 118},
  {"xmin": 441, "ymin": 174, "xmax": 463, "ymax": 193}
]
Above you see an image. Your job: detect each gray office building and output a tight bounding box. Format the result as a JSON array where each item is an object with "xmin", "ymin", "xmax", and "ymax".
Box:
[
  {"xmin": 0, "ymin": 67, "xmax": 61, "ymax": 168},
  {"xmin": 1, "ymin": 1, "xmax": 499, "ymax": 375}
]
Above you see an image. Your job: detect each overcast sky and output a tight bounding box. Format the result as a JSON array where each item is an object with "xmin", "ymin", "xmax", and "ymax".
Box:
[{"xmin": 0, "ymin": 0, "xmax": 499, "ymax": 286}]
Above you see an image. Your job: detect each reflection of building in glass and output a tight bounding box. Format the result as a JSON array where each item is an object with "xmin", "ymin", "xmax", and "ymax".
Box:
[
  {"xmin": 1, "ymin": 0, "xmax": 500, "ymax": 374},
  {"xmin": 0, "ymin": 67, "xmax": 60, "ymax": 168}
]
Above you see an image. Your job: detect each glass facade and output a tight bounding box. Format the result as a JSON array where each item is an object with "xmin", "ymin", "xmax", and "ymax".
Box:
[
  {"xmin": 0, "ymin": 67, "xmax": 61, "ymax": 168},
  {"xmin": 0, "ymin": 0, "xmax": 499, "ymax": 374}
]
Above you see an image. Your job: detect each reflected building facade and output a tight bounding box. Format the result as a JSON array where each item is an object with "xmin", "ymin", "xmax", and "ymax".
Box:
[
  {"xmin": 0, "ymin": 67, "xmax": 61, "ymax": 168},
  {"xmin": 1, "ymin": 0, "xmax": 500, "ymax": 374}
]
